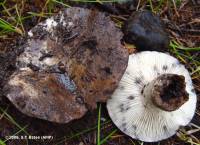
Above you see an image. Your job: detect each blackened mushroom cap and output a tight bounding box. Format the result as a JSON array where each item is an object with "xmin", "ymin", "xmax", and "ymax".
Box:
[
  {"xmin": 107, "ymin": 51, "xmax": 197, "ymax": 142},
  {"xmin": 5, "ymin": 7, "xmax": 128, "ymax": 123}
]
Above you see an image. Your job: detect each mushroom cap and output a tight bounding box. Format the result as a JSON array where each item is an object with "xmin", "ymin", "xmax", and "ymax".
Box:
[
  {"xmin": 5, "ymin": 7, "xmax": 128, "ymax": 123},
  {"xmin": 107, "ymin": 51, "xmax": 197, "ymax": 142}
]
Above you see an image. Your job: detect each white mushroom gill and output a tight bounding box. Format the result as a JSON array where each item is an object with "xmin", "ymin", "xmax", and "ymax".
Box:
[{"xmin": 107, "ymin": 51, "xmax": 197, "ymax": 142}]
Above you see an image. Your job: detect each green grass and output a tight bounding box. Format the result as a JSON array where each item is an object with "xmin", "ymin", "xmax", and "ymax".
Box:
[
  {"xmin": 100, "ymin": 129, "xmax": 118, "ymax": 144},
  {"xmin": 97, "ymin": 104, "xmax": 118, "ymax": 145},
  {"xmin": 0, "ymin": 107, "xmax": 29, "ymax": 145},
  {"xmin": 0, "ymin": 107, "xmax": 29, "ymax": 135},
  {"xmin": 0, "ymin": 0, "xmax": 72, "ymax": 36},
  {"xmin": 0, "ymin": 0, "xmax": 60, "ymax": 35},
  {"xmin": 0, "ymin": 1, "xmax": 26, "ymax": 35},
  {"xmin": 55, "ymin": 120, "xmax": 112, "ymax": 145},
  {"xmin": 170, "ymin": 40, "xmax": 200, "ymax": 51},
  {"xmin": 0, "ymin": 18, "xmax": 23, "ymax": 35},
  {"xmin": 3, "ymin": 125, "xmax": 28, "ymax": 145},
  {"xmin": 55, "ymin": 104, "xmax": 118, "ymax": 145},
  {"xmin": 170, "ymin": 40, "xmax": 200, "ymax": 79}
]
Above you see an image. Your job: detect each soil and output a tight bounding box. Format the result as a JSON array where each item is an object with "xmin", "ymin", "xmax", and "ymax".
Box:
[{"xmin": 0, "ymin": 1, "xmax": 199, "ymax": 145}]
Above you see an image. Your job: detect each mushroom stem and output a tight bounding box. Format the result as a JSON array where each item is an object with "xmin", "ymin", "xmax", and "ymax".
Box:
[{"xmin": 143, "ymin": 74, "xmax": 189, "ymax": 111}]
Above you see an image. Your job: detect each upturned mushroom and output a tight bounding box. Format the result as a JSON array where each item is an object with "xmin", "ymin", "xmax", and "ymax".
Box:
[{"xmin": 107, "ymin": 51, "xmax": 197, "ymax": 142}]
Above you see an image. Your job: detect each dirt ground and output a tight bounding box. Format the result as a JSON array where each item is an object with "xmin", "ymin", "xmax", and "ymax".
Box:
[{"xmin": 0, "ymin": 0, "xmax": 199, "ymax": 145}]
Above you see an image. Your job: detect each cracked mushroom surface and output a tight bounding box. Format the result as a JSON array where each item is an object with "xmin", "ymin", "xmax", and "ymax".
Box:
[
  {"xmin": 4, "ymin": 7, "xmax": 128, "ymax": 123},
  {"xmin": 107, "ymin": 51, "xmax": 197, "ymax": 142}
]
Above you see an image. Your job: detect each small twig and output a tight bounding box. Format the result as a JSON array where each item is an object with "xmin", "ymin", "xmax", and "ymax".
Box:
[
  {"xmin": 172, "ymin": 0, "xmax": 180, "ymax": 17},
  {"xmin": 179, "ymin": 0, "xmax": 189, "ymax": 10},
  {"xmin": 186, "ymin": 129, "xmax": 200, "ymax": 135},
  {"xmin": 110, "ymin": 15, "xmax": 127, "ymax": 21},
  {"xmin": 136, "ymin": 0, "xmax": 141, "ymax": 11},
  {"xmin": 179, "ymin": 18, "xmax": 200, "ymax": 28}
]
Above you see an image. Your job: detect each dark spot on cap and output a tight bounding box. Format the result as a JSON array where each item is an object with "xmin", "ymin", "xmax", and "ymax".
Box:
[
  {"xmin": 162, "ymin": 65, "xmax": 168, "ymax": 71},
  {"xmin": 128, "ymin": 95, "xmax": 135, "ymax": 100},
  {"xmin": 154, "ymin": 65, "xmax": 161, "ymax": 76},
  {"xmin": 135, "ymin": 77, "xmax": 142, "ymax": 85},
  {"xmin": 122, "ymin": 122, "xmax": 127, "ymax": 131},
  {"xmin": 119, "ymin": 104, "xmax": 125, "ymax": 112},
  {"xmin": 132, "ymin": 125, "xmax": 137, "ymax": 130},
  {"xmin": 191, "ymin": 88, "xmax": 195, "ymax": 93},
  {"xmin": 126, "ymin": 71, "xmax": 130, "ymax": 75},
  {"xmin": 163, "ymin": 125, "xmax": 168, "ymax": 133},
  {"xmin": 126, "ymin": 106, "xmax": 130, "ymax": 111},
  {"xmin": 141, "ymin": 85, "xmax": 146, "ymax": 94},
  {"xmin": 119, "ymin": 86, "xmax": 125, "ymax": 90}
]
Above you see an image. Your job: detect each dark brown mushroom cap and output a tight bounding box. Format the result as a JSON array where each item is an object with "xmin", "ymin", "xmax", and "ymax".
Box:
[{"xmin": 5, "ymin": 7, "xmax": 128, "ymax": 123}]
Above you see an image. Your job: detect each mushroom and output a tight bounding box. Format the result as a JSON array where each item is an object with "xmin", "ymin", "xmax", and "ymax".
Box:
[
  {"xmin": 107, "ymin": 51, "xmax": 197, "ymax": 142},
  {"xmin": 4, "ymin": 7, "xmax": 128, "ymax": 123}
]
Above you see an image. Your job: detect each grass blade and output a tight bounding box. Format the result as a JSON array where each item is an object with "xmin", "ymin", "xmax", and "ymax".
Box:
[
  {"xmin": 3, "ymin": 125, "xmax": 28, "ymax": 143},
  {"xmin": 52, "ymin": 0, "xmax": 71, "ymax": 7},
  {"xmin": 0, "ymin": 18, "xmax": 23, "ymax": 35},
  {"xmin": 100, "ymin": 129, "xmax": 117, "ymax": 144},
  {"xmin": 0, "ymin": 107, "xmax": 29, "ymax": 135},
  {"xmin": 97, "ymin": 104, "xmax": 102, "ymax": 145}
]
